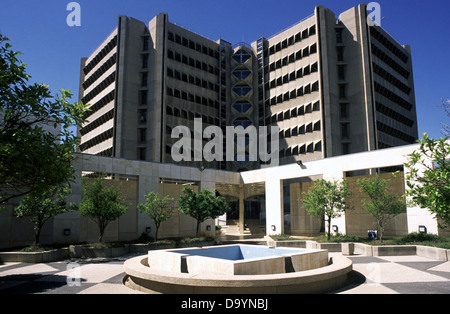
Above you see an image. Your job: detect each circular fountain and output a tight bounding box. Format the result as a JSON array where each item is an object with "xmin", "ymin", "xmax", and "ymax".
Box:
[{"xmin": 124, "ymin": 244, "xmax": 353, "ymax": 294}]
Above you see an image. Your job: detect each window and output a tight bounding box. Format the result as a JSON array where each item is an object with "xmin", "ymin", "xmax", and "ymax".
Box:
[
  {"xmin": 232, "ymin": 49, "xmax": 251, "ymax": 63},
  {"xmin": 310, "ymin": 43, "xmax": 317, "ymax": 54},
  {"xmin": 313, "ymin": 121, "xmax": 321, "ymax": 131},
  {"xmin": 312, "ymin": 81, "xmax": 319, "ymax": 92},
  {"xmin": 342, "ymin": 143, "xmax": 350, "ymax": 155},
  {"xmin": 337, "ymin": 47, "xmax": 344, "ymax": 61},
  {"xmin": 339, "ymin": 85, "xmax": 346, "ymax": 99},
  {"xmin": 314, "ymin": 141, "xmax": 322, "ymax": 152},
  {"xmin": 140, "ymin": 129, "xmax": 147, "ymax": 143},
  {"xmin": 232, "ymin": 102, "xmax": 252, "ymax": 113},
  {"xmin": 338, "ymin": 65, "xmax": 346, "ymax": 80},
  {"xmin": 139, "ymin": 110, "xmax": 147, "ymax": 123},
  {"xmin": 336, "ymin": 29, "xmax": 343, "ymax": 43},
  {"xmin": 232, "ymin": 69, "xmax": 251, "ymax": 80},
  {"xmin": 142, "ymin": 56, "xmax": 148, "ymax": 69},
  {"xmin": 233, "ymin": 118, "xmax": 252, "ymax": 129},
  {"xmin": 143, "ymin": 37, "xmax": 149, "ymax": 51},
  {"xmin": 139, "ymin": 148, "xmax": 146, "ymax": 161},
  {"xmin": 233, "ymin": 85, "xmax": 252, "ymax": 96},
  {"xmin": 340, "ymin": 103, "xmax": 348, "ymax": 118},
  {"xmin": 341, "ymin": 123, "xmax": 349, "ymax": 138},
  {"xmin": 141, "ymin": 73, "xmax": 148, "ymax": 87}
]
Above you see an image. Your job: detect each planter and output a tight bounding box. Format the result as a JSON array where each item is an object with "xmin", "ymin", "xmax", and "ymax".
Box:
[
  {"xmin": 0, "ymin": 248, "xmax": 69, "ymax": 263},
  {"xmin": 341, "ymin": 243, "xmax": 355, "ymax": 256},
  {"xmin": 69, "ymin": 244, "xmax": 130, "ymax": 259},
  {"xmin": 267, "ymin": 240, "xmax": 307, "ymax": 248},
  {"xmin": 372, "ymin": 245, "xmax": 417, "ymax": 256}
]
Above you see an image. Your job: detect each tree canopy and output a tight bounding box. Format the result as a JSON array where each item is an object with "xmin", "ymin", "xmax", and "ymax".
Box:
[
  {"xmin": 405, "ymin": 133, "xmax": 450, "ymax": 228},
  {"xmin": 179, "ymin": 187, "xmax": 231, "ymax": 237},
  {"xmin": 0, "ymin": 34, "xmax": 88, "ymax": 204}
]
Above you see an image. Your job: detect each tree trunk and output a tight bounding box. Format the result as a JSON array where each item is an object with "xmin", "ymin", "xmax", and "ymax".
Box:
[
  {"xmin": 327, "ymin": 216, "xmax": 332, "ymax": 241},
  {"xmin": 155, "ymin": 225, "xmax": 160, "ymax": 242},
  {"xmin": 196, "ymin": 221, "xmax": 201, "ymax": 238}
]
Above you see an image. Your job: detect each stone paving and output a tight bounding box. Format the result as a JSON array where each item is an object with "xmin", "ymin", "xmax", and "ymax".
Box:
[{"xmin": 0, "ymin": 251, "xmax": 449, "ymax": 294}]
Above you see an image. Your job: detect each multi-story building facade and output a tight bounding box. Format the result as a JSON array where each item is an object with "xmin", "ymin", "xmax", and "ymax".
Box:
[{"xmin": 78, "ymin": 4, "xmax": 418, "ymax": 171}]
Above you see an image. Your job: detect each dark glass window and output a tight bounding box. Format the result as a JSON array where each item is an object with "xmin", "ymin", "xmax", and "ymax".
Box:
[{"xmin": 232, "ymin": 49, "xmax": 251, "ymax": 63}]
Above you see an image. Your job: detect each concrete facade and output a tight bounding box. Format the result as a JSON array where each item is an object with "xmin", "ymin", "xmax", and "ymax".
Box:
[
  {"xmin": 1, "ymin": 142, "xmax": 448, "ymax": 249},
  {"xmin": 78, "ymin": 4, "xmax": 418, "ymax": 172}
]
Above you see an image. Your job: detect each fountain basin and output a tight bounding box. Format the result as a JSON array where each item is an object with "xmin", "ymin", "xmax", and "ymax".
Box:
[{"xmin": 148, "ymin": 244, "xmax": 329, "ymax": 275}]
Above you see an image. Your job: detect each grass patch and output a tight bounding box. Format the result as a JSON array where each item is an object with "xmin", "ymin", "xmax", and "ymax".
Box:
[{"xmin": 179, "ymin": 237, "xmax": 215, "ymax": 244}]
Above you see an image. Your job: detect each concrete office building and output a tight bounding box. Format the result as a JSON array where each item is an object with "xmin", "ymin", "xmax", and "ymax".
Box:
[{"xmin": 78, "ymin": 4, "xmax": 418, "ymax": 171}]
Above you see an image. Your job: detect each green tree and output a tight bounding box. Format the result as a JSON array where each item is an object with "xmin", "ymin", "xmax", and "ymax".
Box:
[
  {"xmin": 179, "ymin": 187, "xmax": 231, "ymax": 238},
  {"xmin": 357, "ymin": 175, "xmax": 406, "ymax": 242},
  {"xmin": 15, "ymin": 185, "xmax": 74, "ymax": 246},
  {"xmin": 303, "ymin": 179, "xmax": 352, "ymax": 241},
  {"xmin": 78, "ymin": 177, "xmax": 128, "ymax": 243},
  {"xmin": 138, "ymin": 192, "xmax": 175, "ymax": 241},
  {"xmin": 0, "ymin": 35, "xmax": 88, "ymax": 204},
  {"xmin": 405, "ymin": 133, "xmax": 450, "ymax": 229}
]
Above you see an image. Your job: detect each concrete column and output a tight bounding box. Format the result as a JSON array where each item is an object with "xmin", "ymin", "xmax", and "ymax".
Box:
[
  {"xmin": 238, "ymin": 184, "xmax": 245, "ymax": 234},
  {"xmin": 265, "ymin": 178, "xmax": 283, "ymax": 236}
]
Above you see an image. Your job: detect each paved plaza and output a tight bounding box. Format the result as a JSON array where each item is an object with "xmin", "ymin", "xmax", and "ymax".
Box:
[{"xmin": 0, "ymin": 251, "xmax": 449, "ymax": 294}]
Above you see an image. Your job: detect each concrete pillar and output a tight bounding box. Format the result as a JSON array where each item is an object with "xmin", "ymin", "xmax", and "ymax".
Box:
[
  {"xmin": 265, "ymin": 178, "xmax": 283, "ymax": 236},
  {"xmin": 238, "ymin": 184, "xmax": 245, "ymax": 234}
]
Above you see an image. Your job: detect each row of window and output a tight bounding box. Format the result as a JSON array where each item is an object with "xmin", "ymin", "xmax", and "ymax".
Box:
[
  {"xmin": 370, "ymin": 27, "xmax": 409, "ymax": 64},
  {"xmin": 279, "ymin": 141, "xmax": 322, "ymax": 158},
  {"xmin": 268, "ymin": 43, "xmax": 317, "ymax": 72},
  {"xmin": 82, "ymin": 54, "xmax": 117, "ymax": 90},
  {"xmin": 279, "ymin": 121, "xmax": 321, "ymax": 139},
  {"xmin": 376, "ymin": 101, "xmax": 415, "ymax": 128},
  {"xmin": 377, "ymin": 121, "xmax": 417, "ymax": 144},
  {"xmin": 167, "ymin": 68, "xmax": 220, "ymax": 94},
  {"xmin": 268, "ymin": 81, "xmax": 320, "ymax": 107},
  {"xmin": 270, "ymin": 101, "xmax": 321, "ymax": 124},
  {"xmin": 374, "ymin": 82, "xmax": 413, "ymax": 111},
  {"xmin": 166, "ymin": 106, "xmax": 220, "ymax": 126},
  {"xmin": 83, "ymin": 90, "xmax": 115, "ymax": 120},
  {"xmin": 81, "ymin": 71, "xmax": 116, "ymax": 105},
  {"xmin": 268, "ymin": 62, "xmax": 318, "ymax": 90},
  {"xmin": 168, "ymin": 31, "xmax": 220, "ymax": 60},
  {"xmin": 166, "ymin": 86, "xmax": 220, "ymax": 109},
  {"xmin": 167, "ymin": 49, "xmax": 220, "ymax": 77},
  {"xmin": 83, "ymin": 35, "xmax": 117, "ymax": 75},
  {"xmin": 268, "ymin": 25, "xmax": 316, "ymax": 56},
  {"xmin": 371, "ymin": 43, "xmax": 410, "ymax": 79},
  {"xmin": 372, "ymin": 62, "xmax": 411, "ymax": 95},
  {"xmin": 79, "ymin": 109, "xmax": 114, "ymax": 137},
  {"xmin": 79, "ymin": 128, "xmax": 113, "ymax": 152}
]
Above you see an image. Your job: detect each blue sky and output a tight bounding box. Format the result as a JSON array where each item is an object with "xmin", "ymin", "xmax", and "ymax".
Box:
[{"xmin": 0, "ymin": 0, "xmax": 449, "ymax": 140}]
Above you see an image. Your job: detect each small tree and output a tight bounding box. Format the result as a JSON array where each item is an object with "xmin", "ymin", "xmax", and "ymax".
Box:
[
  {"xmin": 303, "ymin": 179, "xmax": 352, "ymax": 241},
  {"xmin": 179, "ymin": 187, "xmax": 231, "ymax": 238},
  {"xmin": 15, "ymin": 185, "xmax": 73, "ymax": 246},
  {"xmin": 78, "ymin": 176, "xmax": 128, "ymax": 243},
  {"xmin": 357, "ymin": 175, "xmax": 406, "ymax": 242},
  {"xmin": 138, "ymin": 192, "xmax": 175, "ymax": 242},
  {"xmin": 405, "ymin": 133, "xmax": 450, "ymax": 229}
]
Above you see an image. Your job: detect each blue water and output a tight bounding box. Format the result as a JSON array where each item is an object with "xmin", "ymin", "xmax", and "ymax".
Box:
[{"xmin": 171, "ymin": 245, "xmax": 305, "ymax": 261}]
